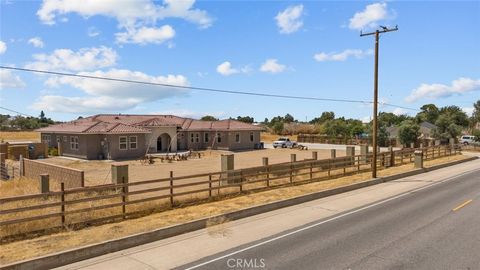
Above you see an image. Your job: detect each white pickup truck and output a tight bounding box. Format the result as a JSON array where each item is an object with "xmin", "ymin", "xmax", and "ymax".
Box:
[{"xmin": 272, "ymin": 137, "xmax": 297, "ymax": 148}]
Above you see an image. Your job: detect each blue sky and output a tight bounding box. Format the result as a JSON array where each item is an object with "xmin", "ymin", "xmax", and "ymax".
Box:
[{"xmin": 0, "ymin": 0, "xmax": 479, "ymax": 122}]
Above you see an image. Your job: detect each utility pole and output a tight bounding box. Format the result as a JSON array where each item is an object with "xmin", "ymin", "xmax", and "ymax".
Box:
[{"xmin": 360, "ymin": 25, "xmax": 398, "ymax": 178}]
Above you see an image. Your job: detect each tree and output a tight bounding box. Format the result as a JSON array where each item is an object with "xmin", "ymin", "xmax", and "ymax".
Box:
[
  {"xmin": 398, "ymin": 120, "xmax": 420, "ymax": 146},
  {"xmin": 346, "ymin": 119, "xmax": 365, "ymax": 137},
  {"xmin": 432, "ymin": 105, "xmax": 469, "ymax": 141},
  {"xmin": 378, "ymin": 112, "xmax": 410, "ymax": 127},
  {"xmin": 39, "ymin": 110, "xmax": 47, "ymax": 123},
  {"xmin": 272, "ymin": 121, "xmax": 284, "ymax": 135},
  {"xmin": 309, "ymin": 111, "xmax": 335, "ymax": 124},
  {"xmin": 415, "ymin": 104, "xmax": 439, "ymax": 124},
  {"xmin": 284, "ymin": 113, "xmax": 295, "ymax": 123},
  {"xmin": 200, "ymin": 115, "xmax": 218, "ymax": 121},
  {"xmin": 322, "ymin": 119, "xmax": 348, "ymax": 138},
  {"xmin": 471, "ymin": 100, "xmax": 480, "ymax": 132},
  {"xmin": 433, "ymin": 114, "xmax": 463, "ymax": 140},
  {"xmin": 236, "ymin": 116, "xmax": 254, "ymax": 124}
]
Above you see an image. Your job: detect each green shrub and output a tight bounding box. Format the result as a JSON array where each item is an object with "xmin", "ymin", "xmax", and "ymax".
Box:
[{"xmin": 48, "ymin": 147, "xmax": 59, "ymax": 156}]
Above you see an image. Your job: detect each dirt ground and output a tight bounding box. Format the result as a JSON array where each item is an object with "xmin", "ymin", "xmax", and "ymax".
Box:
[
  {"xmin": 40, "ymin": 148, "xmax": 345, "ymax": 186},
  {"xmin": 0, "ymin": 154, "xmax": 468, "ymax": 265}
]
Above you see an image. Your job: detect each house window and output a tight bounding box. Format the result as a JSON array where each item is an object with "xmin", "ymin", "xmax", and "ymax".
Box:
[
  {"xmin": 70, "ymin": 136, "xmax": 79, "ymax": 150},
  {"xmin": 190, "ymin": 133, "xmax": 195, "ymax": 143},
  {"xmin": 217, "ymin": 133, "xmax": 222, "ymax": 143},
  {"xmin": 250, "ymin": 132, "xmax": 254, "ymax": 142},
  {"xmin": 42, "ymin": 135, "xmax": 51, "ymax": 143},
  {"xmin": 195, "ymin": 133, "xmax": 200, "ymax": 143},
  {"xmin": 235, "ymin": 133, "xmax": 240, "ymax": 143},
  {"xmin": 119, "ymin": 136, "xmax": 127, "ymax": 150},
  {"xmin": 129, "ymin": 136, "xmax": 137, "ymax": 149},
  {"xmin": 63, "ymin": 136, "xmax": 67, "ymax": 142},
  {"xmin": 204, "ymin": 133, "xmax": 209, "ymax": 143}
]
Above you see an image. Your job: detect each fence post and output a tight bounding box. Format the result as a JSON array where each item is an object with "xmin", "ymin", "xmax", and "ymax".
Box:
[
  {"xmin": 360, "ymin": 145, "xmax": 368, "ymax": 165},
  {"xmin": 40, "ymin": 173, "xmax": 50, "ymax": 194},
  {"xmin": 389, "ymin": 146, "xmax": 395, "ymax": 167},
  {"xmin": 208, "ymin": 174, "xmax": 212, "ymax": 198},
  {"xmin": 61, "ymin": 182, "xmax": 65, "ymax": 227},
  {"xmin": 221, "ymin": 154, "xmax": 234, "ymax": 185},
  {"xmin": 19, "ymin": 154, "xmax": 24, "ymax": 177},
  {"xmin": 414, "ymin": 150, "xmax": 424, "ymax": 169},
  {"xmin": 170, "ymin": 171, "xmax": 174, "ymax": 207},
  {"xmin": 312, "ymin": 151, "xmax": 318, "ymax": 160},
  {"xmin": 239, "ymin": 171, "xmax": 243, "ymax": 193},
  {"xmin": 121, "ymin": 176, "xmax": 127, "ymax": 219},
  {"xmin": 290, "ymin": 154, "xmax": 296, "ymax": 162},
  {"xmin": 0, "ymin": 153, "xmax": 6, "ymax": 180},
  {"xmin": 310, "ymin": 161, "xmax": 313, "ymax": 180},
  {"xmin": 80, "ymin": 171, "xmax": 85, "ymax": 187},
  {"xmin": 330, "ymin": 149, "xmax": 336, "ymax": 158},
  {"xmin": 263, "ymin": 157, "xmax": 270, "ymax": 187}
]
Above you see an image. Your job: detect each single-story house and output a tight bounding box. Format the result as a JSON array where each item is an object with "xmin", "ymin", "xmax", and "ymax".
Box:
[
  {"xmin": 386, "ymin": 121, "xmax": 437, "ymax": 145},
  {"xmin": 36, "ymin": 114, "xmax": 265, "ymax": 160}
]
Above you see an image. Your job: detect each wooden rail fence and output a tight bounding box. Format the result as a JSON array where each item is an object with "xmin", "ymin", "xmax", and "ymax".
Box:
[{"xmin": 0, "ymin": 145, "xmax": 459, "ymax": 239}]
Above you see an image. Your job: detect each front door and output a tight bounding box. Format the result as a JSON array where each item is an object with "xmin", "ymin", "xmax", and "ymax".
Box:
[{"xmin": 157, "ymin": 137, "xmax": 162, "ymax": 152}]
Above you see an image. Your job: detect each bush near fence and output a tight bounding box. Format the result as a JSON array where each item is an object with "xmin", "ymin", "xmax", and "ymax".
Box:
[
  {"xmin": 0, "ymin": 145, "xmax": 460, "ymax": 241},
  {"xmin": 23, "ymin": 159, "xmax": 85, "ymax": 190}
]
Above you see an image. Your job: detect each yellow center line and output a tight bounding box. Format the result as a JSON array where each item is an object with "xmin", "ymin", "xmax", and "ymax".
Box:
[{"xmin": 452, "ymin": 199, "xmax": 473, "ymax": 212}]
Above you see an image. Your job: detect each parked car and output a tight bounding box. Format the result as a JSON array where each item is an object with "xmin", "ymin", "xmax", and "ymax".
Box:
[
  {"xmin": 460, "ymin": 135, "xmax": 476, "ymax": 145},
  {"xmin": 272, "ymin": 137, "xmax": 297, "ymax": 148}
]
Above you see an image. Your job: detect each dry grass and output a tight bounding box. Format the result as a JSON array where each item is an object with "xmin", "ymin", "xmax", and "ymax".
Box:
[
  {"xmin": 261, "ymin": 133, "xmax": 298, "ymax": 143},
  {"xmin": 0, "ymin": 131, "xmax": 40, "ymax": 142},
  {"xmin": 40, "ymin": 148, "xmax": 340, "ymax": 186},
  {"xmin": 0, "ymin": 154, "xmax": 468, "ymax": 265}
]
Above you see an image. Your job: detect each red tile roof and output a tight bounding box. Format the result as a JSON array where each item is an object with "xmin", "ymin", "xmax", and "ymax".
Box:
[{"xmin": 36, "ymin": 114, "xmax": 264, "ymax": 134}]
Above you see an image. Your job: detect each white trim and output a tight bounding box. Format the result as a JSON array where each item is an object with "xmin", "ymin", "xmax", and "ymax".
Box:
[
  {"xmin": 204, "ymin": 132, "xmax": 210, "ymax": 143},
  {"xmin": 129, "ymin": 136, "xmax": 137, "ymax": 150},
  {"xmin": 70, "ymin": 136, "xmax": 79, "ymax": 150},
  {"xmin": 119, "ymin": 136, "xmax": 127, "ymax": 150}
]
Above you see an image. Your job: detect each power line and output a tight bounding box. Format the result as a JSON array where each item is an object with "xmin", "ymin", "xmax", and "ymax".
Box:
[
  {"xmin": 0, "ymin": 106, "xmax": 36, "ymax": 118},
  {"xmin": 0, "ymin": 66, "xmax": 418, "ymax": 111}
]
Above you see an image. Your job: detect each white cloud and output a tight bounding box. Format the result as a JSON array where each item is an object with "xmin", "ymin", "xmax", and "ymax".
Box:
[
  {"xmin": 314, "ymin": 49, "xmax": 373, "ymax": 62},
  {"xmin": 31, "ymin": 96, "xmax": 140, "ymax": 113},
  {"xmin": 392, "ymin": 108, "xmax": 408, "ymax": 116},
  {"xmin": 216, "ymin": 61, "xmax": 250, "ymax": 76},
  {"xmin": 37, "ymin": 0, "xmax": 212, "ymax": 44},
  {"xmin": 28, "ymin": 37, "xmax": 45, "ymax": 48},
  {"xmin": 87, "ymin": 26, "xmax": 100, "ymax": 37},
  {"xmin": 115, "ymin": 25, "xmax": 175, "ymax": 44},
  {"xmin": 275, "ymin": 5, "xmax": 304, "ymax": 34},
  {"xmin": 35, "ymin": 68, "xmax": 189, "ymax": 112},
  {"xmin": 0, "ymin": 70, "xmax": 26, "ymax": 89},
  {"xmin": 462, "ymin": 107, "xmax": 474, "ymax": 117},
  {"xmin": 157, "ymin": 0, "xmax": 213, "ymax": 29},
  {"xmin": 405, "ymin": 77, "xmax": 480, "ymax": 103},
  {"xmin": 0, "ymin": 40, "xmax": 6, "ymax": 54},
  {"xmin": 348, "ymin": 2, "xmax": 390, "ymax": 30},
  {"xmin": 25, "ymin": 46, "xmax": 117, "ymax": 71},
  {"xmin": 260, "ymin": 59, "xmax": 286, "ymax": 74},
  {"xmin": 362, "ymin": 116, "xmax": 372, "ymax": 123}
]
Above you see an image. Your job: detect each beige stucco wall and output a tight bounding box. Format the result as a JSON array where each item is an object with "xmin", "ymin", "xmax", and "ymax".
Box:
[{"xmin": 145, "ymin": 126, "xmax": 178, "ymax": 152}]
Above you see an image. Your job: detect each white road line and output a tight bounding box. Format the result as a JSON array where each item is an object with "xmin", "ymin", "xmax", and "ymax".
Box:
[{"xmin": 184, "ymin": 167, "xmax": 480, "ymax": 270}]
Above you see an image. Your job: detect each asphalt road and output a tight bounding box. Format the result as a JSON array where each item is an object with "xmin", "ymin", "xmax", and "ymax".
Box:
[{"xmin": 181, "ymin": 168, "xmax": 480, "ymax": 270}]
